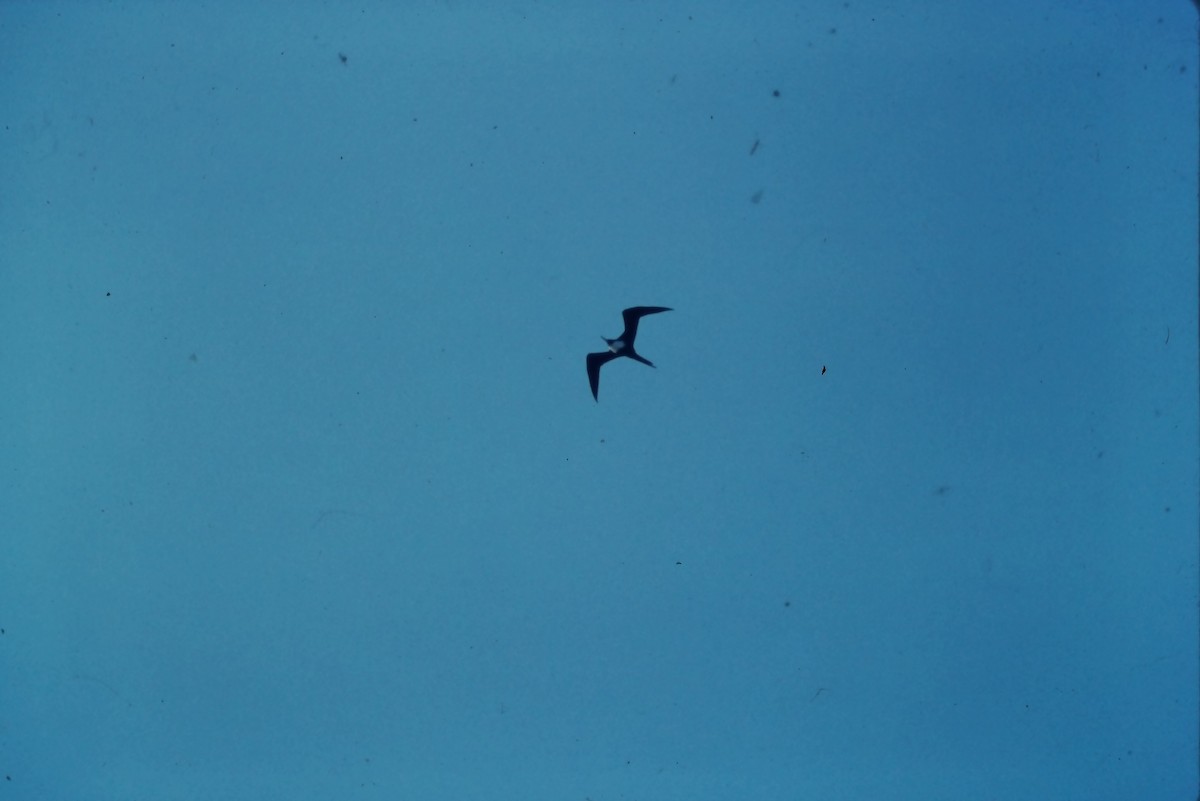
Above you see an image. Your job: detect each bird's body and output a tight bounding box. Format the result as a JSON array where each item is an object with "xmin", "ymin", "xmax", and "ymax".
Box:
[{"xmin": 587, "ymin": 306, "xmax": 672, "ymax": 401}]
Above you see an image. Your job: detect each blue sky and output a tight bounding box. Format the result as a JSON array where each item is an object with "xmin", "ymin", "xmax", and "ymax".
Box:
[{"xmin": 2, "ymin": 2, "xmax": 1197, "ymax": 798}]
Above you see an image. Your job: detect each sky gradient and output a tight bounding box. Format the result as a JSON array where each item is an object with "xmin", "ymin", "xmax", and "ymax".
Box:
[{"xmin": 2, "ymin": 2, "xmax": 1198, "ymax": 798}]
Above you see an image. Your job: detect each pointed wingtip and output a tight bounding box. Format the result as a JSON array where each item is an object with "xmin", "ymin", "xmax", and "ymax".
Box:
[{"xmin": 586, "ymin": 352, "xmax": 602, "ymax": 401}]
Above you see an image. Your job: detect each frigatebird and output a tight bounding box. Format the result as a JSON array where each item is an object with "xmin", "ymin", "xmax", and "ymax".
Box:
[{"xmin": 586, "ymin": 306, "xmax": 672, "ymax": 401}]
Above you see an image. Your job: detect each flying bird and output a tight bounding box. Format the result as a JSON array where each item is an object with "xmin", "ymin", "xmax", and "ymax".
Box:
[{"xmin": 586, "ymin": 306, "xmax": 672, "ymax": 401}]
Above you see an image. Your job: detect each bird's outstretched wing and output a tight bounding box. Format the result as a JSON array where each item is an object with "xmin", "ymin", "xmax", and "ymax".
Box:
[
  {"xmin": 586, "ymin": 351, "xmax": 619, "ymax": 401},
  {"xmin": 620, "ymin": 306, "xmax": 672, "ymax": 343}
]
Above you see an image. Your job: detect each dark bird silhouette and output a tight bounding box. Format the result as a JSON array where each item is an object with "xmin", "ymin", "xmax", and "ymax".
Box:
[{"xmin": 586, "ymin": 306, "xmax": 672, "ymax": 401}]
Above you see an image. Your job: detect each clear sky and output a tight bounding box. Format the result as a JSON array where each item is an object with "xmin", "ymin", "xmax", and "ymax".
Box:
[{"xmin": 2, "ymin": 2, "xmax": 1197, "ymax": 798}]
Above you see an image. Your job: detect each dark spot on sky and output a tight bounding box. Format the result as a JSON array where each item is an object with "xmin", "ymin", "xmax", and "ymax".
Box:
[
  {"xmin": 338, "ymin": 52, "xmax": 348, "ymax": 65},
  {"xmin": 934, "ymin": 485, "xmax": 951, "ymax": 496},
  {"xmin": 750, "ymin": 189, "xmax": 764, "ymax": 204},
  {"xmin": 772, "ymin": 89, "xmax": 781, "ymax": 97}
]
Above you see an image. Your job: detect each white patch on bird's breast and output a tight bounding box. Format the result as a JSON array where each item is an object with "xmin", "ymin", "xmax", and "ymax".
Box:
[{"xmin": 608, "ymin": 340, "xmax": 625, "ymax": 353}]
